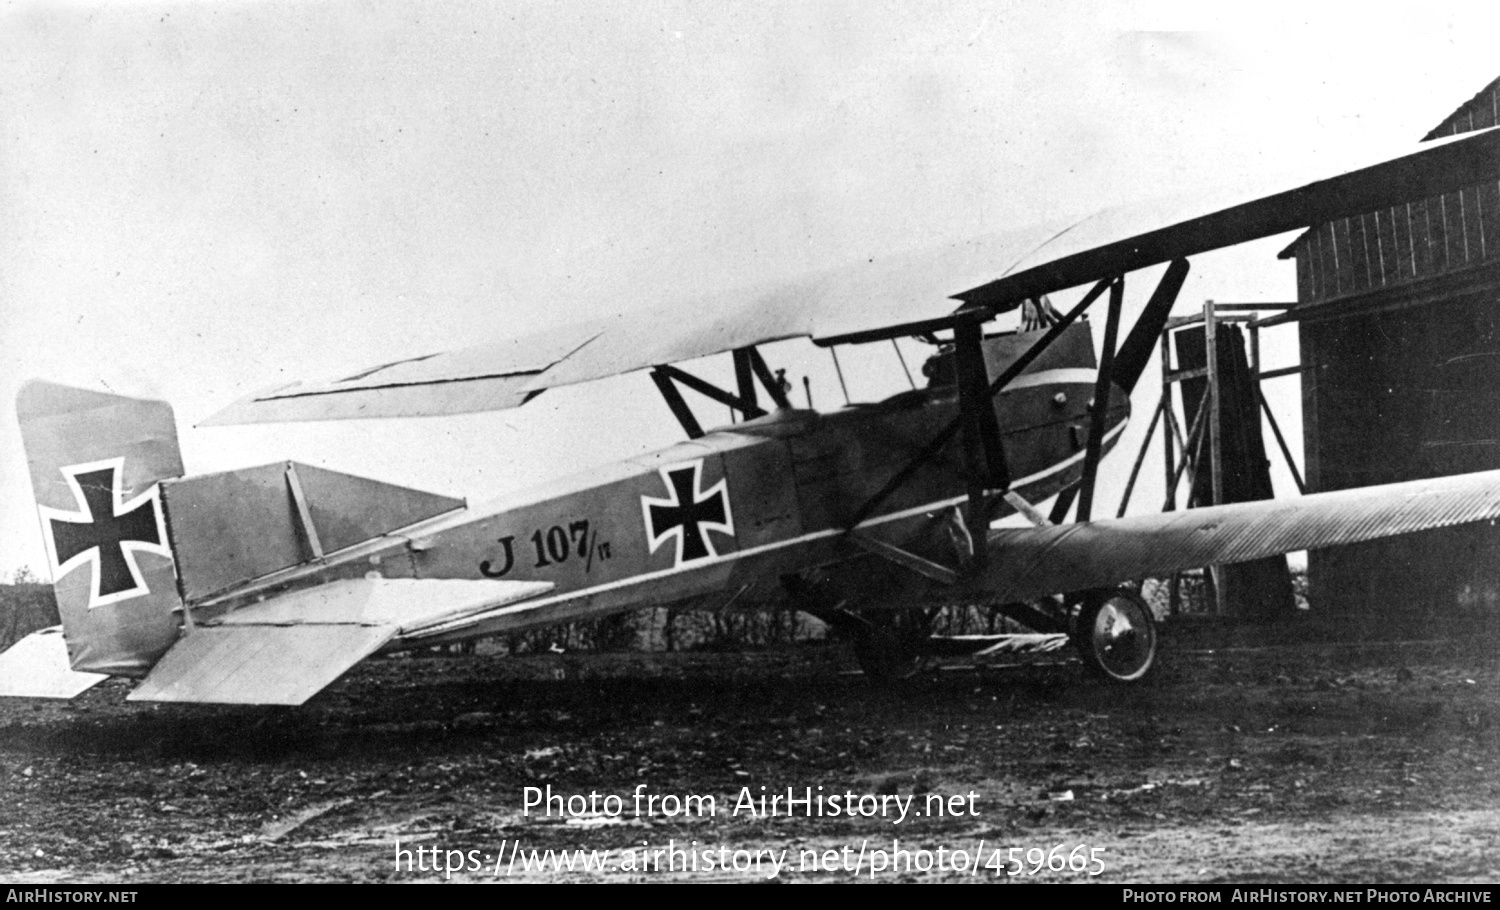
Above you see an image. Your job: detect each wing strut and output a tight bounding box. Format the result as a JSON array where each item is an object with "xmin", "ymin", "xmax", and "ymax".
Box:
[
  {"xmin": 651, "ymin": 368, "xmax": 705, "ymax": 439},
  {"xmin": 852, "ymin": 257, "xmax": 1191, "ymax": 535},
  {"xmin": 953, "ymin": 307, "xmax": 1010, "ymax": 567},
  {"xmin": 742, "ymin": 348, "xmax": 792, "ymax": 410},
  {"xmin": 1114, "ymin": 258, "xmax": 1190, "ymax": 394},
  {"xmin": 847, "ymin": 277, "xmax": 1113, "ymax": 530},
  {"xmin": 653, "ymin": 364, "xmax": 766, "ymax": 419},
  {"xmin": 1075, "ymin": 276, "xmax": 1125, "ymax": 522},
  {"xmin": 733, "ymin": 349, "xmax": 760, "ymax": 416},
  {"xmin": 652, "ymin": 346, "xmax": 791, "ymax": 439}
]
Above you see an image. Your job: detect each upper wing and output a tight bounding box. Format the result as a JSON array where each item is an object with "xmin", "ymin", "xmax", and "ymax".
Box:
[
  {"xmin": 205, "ymin": 127, "xmax": 1500, "ymax": 425},
  {"xmin": 202, "ymin": 222, "xmax": 1069, "ymax": 424},
  {"xmin": 960, "ymin": 126, "xmax": 1500, "ymax": 309},
  {"xmin": 977, "ymin": 468, "xmax": 1500, "ymax": 603},
  {"xmin": 200, "ymin": 323, "xmax": 604, "ymax": 425}
]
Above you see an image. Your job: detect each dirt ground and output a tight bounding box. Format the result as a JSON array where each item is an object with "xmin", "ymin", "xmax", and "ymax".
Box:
[{"xmin": 3, "ymin": 619, "xmax": 1500, "ymax": 884}]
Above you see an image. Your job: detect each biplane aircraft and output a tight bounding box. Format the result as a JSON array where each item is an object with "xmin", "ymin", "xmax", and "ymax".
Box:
[{"xmin": 5, "ymin": 127, "xmax": 1500, "ymax": 705}]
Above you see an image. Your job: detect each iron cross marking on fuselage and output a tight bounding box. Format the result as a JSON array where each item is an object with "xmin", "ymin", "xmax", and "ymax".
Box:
[
  {"xmin": 43, "ymin": 460, "xmax": 166, "ymax": 604},
  {"xmin": 642, "ymin": 461, "xmax": 734, "ymax": 567}
]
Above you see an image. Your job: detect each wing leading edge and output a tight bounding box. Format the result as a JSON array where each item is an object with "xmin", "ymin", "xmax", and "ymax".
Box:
[
  {"xmin": 977, "ymin": 469, "xmax": 1500, "ymax": 604},
  {"xmin": 205, "ymin": 127, "xmax": 1500, "ymax": 426}
]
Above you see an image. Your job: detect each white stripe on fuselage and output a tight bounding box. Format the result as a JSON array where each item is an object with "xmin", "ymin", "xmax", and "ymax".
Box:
[
  {"xmin": 410, "ymin": 415, "xmax": 1127, "ymax": 638},
  {"xmin": 997, "ymin": 368, "xmax": 1098, "ymax": 392}
]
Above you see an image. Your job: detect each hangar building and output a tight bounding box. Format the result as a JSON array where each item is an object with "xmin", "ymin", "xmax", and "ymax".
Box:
[{"xmin": 1279, "ymin": 76, "xmax": 1500, "ymax": 624}]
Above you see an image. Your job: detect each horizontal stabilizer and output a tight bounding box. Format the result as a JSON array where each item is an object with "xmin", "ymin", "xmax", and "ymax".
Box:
[
  {"xmin": 979, "ymin": 468, "xmax": 1500, "ymax": 603},
  {"xmin": 126, "ymin": 624, "xmax": 393, "ymax": 705},
  {"xmin": 210, "ymin": 577, "xmax": 555, "ymax": 635},
  {"xmin": 128, "ymin": 577, "xmax": 553, "ymax": 704},
  {"xmin": 164, "ymin": 463, "xmax": 466, "ymax": 601},
  {"xmin": 0, "ymin": 627, "xmax": 109, "ymax": 699}
]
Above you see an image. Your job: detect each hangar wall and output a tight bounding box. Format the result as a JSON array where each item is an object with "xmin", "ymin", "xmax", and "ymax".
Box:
[{"xmin": 1281, "ymin": 76, "xmax": 1500, "ymax": 623}]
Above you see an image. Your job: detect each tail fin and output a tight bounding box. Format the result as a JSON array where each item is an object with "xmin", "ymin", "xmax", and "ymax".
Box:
[{"xmin": 16, "ymin": 381, "xmax": 185, "ymax": 676}]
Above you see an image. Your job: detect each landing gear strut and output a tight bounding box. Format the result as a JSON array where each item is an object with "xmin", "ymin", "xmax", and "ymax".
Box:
[{"xmin": 1071, "ymin": 587, "xmax": 1158, "ymax": 683}]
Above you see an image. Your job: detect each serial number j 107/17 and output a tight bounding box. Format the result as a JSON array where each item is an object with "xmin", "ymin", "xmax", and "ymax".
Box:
[{"xmin": 479, "ymin": 519, "xmax": 611, "ymax": 578}]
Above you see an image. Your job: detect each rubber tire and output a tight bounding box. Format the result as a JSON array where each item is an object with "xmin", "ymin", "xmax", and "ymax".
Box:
[
  {"xmin": 1071, "ymin": 588, "xmax": 1158, "ymax": 683},
  {"xmin": 852, "ymin": 610, "xmax": 929, "ymax": 683}
]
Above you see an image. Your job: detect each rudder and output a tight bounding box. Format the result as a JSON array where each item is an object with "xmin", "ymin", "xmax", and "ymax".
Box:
[{"xmin": 16, "ymin": 381, "xmax": 185, "ymax": 676}]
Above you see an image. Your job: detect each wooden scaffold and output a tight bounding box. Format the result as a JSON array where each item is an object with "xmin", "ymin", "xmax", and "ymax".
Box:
[{"xmin": 1115, "ymin": 299, "xmax": 1309, "ymax": 617}]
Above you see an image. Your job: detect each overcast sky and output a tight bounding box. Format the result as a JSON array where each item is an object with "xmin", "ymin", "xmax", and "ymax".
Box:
[{"xmin": 3, "ymin": 1, "xmax": 1497, "ymax": 579}]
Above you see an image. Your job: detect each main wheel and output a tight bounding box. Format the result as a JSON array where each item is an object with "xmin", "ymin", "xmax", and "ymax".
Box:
[
  {"xmin": 1071, "ymin": 588, "xmax": 1157, "ymax": 683},
  {"xmin": 851, "ymin": 610, "xmax": 931, "ymax": 683}
]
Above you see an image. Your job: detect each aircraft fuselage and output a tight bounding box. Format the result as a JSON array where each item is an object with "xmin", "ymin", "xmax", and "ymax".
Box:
[{"xmin": 196, "ymin": 326, "xmax": 1129, "ymax": 645}]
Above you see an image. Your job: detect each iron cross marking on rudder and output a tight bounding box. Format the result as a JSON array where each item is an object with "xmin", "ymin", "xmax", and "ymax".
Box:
[
  {"xmin": 40, "ymin": 458, "xmax": 172, "ymax": 609},
  {"xmin": 641, "ymin": 460, "xmax": 735, "ymax": 567}
]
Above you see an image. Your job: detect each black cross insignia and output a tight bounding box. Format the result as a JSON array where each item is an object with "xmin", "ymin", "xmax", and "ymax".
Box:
[
  {"xmin": 642, "ymin": 461, "xmax": 734, "ymax": 566},
  {"xmin": 43, "ymin": 460, "xmax": 166, "ymax": 606}
]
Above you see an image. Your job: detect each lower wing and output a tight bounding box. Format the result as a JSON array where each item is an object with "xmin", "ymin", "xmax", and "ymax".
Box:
[{"xmin": 978, "ymin": 469, "xmax": 1500, "ymax": 603}]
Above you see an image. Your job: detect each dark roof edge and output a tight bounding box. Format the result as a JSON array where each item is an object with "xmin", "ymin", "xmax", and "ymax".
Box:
[
  {"xmin": 1421, "ymin": 75, "xmax": 1500, "ymax": 142},
  {"xmin": 1283, "ymin": 74, "xmax": 1500, "ymax": 260}
]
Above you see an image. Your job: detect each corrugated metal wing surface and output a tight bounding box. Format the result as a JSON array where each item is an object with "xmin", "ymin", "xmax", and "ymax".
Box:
[{"xmin": 980, "ymin": 468, "xmax": 1500, "ymax": 603}]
